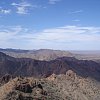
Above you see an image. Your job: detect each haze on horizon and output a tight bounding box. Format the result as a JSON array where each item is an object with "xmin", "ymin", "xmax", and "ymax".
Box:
[{"xmin": 0, "ymin": 0, "xmax": 100, "ymax": 50}]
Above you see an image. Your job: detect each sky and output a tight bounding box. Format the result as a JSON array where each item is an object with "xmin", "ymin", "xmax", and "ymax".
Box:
[{"xmin": 0, "ymin": 0, "xmax": 100, "ymax": 50}]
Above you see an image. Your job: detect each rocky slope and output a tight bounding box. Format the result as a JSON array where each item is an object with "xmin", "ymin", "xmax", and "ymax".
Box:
[{"xmin": 0, "ymin": 70, "xmax": 100, "ymax": 100}]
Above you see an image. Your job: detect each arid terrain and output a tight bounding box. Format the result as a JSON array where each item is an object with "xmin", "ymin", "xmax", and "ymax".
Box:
[{"xmin": 0, "ymin": 49, "xmax": 100, "ymax": 100}]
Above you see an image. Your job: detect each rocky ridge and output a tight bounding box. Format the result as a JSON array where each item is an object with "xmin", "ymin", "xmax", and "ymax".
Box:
[{"xmin": 0, "ymin": 70, "xmax": 100, "ymax": 100}]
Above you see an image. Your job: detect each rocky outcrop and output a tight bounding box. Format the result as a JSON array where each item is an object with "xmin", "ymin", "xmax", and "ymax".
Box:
[
  {"xmin": 47, "ymin": 73, "xmax": 57, "ymax": 81},
  {"xmin": 0, "ymin": 77, "xmax": 49, "ymax": 100},
  {"xmin": 0, "ymin": 74, "xmax": 12, "ymax": 86}
]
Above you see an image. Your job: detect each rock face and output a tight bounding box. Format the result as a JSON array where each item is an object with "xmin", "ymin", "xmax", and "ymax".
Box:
[
  {"xmin": 0, "ymin": 71, "xmax": 100, "ymax": 100},
  {"xmin": 66, "ymin": 70, "xmax": 76, "ymax": 77},
  {"xmin": 0, "ymin": 74, "xmax": 12, "ymax": 86},
  {"xmin": 15, "ymin": 82, "xmax": 32, "ymax": 93},
  {"xmin": 47, "ymin": 73, "xmax": 57, "ymax": 81}
]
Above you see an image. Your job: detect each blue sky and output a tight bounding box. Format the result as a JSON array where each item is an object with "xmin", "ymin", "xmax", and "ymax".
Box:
[{"xmin": 0, "ymin": 0, "xmax": 100, "ymax": 50}]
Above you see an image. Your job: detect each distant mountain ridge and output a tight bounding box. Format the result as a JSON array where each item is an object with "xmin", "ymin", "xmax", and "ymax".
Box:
[
  {"xmin": 0, "ymin": 52, "xmax": 100, "ymax": 81},
  {"xmin": 0, "ymin": 48, "xmax": 100, "ymax": 61},
  {"xmin": 0, "ymin": 48, "xmax": 73, "ymax": 61}
]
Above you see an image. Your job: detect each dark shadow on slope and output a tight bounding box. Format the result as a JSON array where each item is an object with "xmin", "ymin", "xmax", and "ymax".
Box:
[{"xmin": 0, "ymin": 52, "xmax": 100, "ymax": 81}]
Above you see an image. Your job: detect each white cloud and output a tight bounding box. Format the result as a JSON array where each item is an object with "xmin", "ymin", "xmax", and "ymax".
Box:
[
  {"xmin": 36, "ymin": 26, "xmax": 100, "ymax": 43},
  {"xmin": 11, "ymin": 1, "xmax": 33, "ymax": 14},
  {"xmin": 0, "ymin": 8, "xmax": 11, "ymax": 14},
  {"xmin": 0, "ymin": 26, "xmax": 23, "ymax": 40},
  {"xmin": 0, "ymin": 25, "xmax": 100, "ymax": 50},
  {"xmin": 69, "ymin": 10, "xmax": 83, "ymax": 14},
  {"xmin": 49, "ymin": 0, "xmax": 61, "ymax": 4}
]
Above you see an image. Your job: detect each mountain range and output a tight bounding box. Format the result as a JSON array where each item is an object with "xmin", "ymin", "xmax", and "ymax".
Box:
[
  {"xmin": 0, "ymin": 51, "xmax": 100, "ymax": 81},
  {"xmin": 0, "ymin": 48, "xmax": 100, "ymax": 61},
  {"xmin": 0, "ymin": 49, "xmax": 100, "ymax": 100}
]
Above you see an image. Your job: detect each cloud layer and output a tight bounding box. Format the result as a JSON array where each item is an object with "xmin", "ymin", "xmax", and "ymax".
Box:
[{"xmin": 0, "ymin": 25, "xmax": 100, "ymax": 50}]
